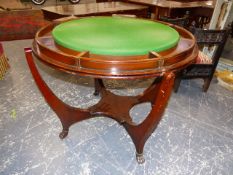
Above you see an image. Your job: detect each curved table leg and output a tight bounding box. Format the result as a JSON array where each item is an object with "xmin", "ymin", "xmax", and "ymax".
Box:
[
  {"xmin": 123, "ymin": 72, "xmax": 175, "ymax": 163},
  {"xmin": 25, "ymin": 48, "xmax": 91, "ymax": 139},
  {"xmin": 25, "ymin": 48, "xmax": 175, "ymax": 164},
  {"xmin": 93, "ymin": 78, "xmax": 105, "ymax": 96}
]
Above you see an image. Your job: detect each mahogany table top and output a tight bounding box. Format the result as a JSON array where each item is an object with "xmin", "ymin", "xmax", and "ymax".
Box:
[{"xmin": 33, "ymin": 17, "xmax": 198, "ymax": 79}]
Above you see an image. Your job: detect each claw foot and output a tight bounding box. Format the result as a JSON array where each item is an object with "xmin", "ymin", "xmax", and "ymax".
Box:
[
  {"xmin": 136, "ymin": 153, "xmax": 145, "ymax": 164},
  {"xmin": 59, "ymin": 130, "xmax": 69, "ymax": 139}
]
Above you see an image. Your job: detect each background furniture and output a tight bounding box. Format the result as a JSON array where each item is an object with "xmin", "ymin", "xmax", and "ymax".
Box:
[
  {"xmin": 174, "ymin": 27, "xmax": 231, "ymax": 92},
  {"xmin": 0, "ymin": 0, "xmax": 31, "ymax": 11},
  {"xmin": 0, "ymin": 10, "xmax": 50, "ymax": 41},
  {"xmin": 42, "ymin": 1, "xmax": 149, "ymax": 21},
  {"xmin": 159, "ymin": 16, "xmax": 189, "ymax": 28},
  {"xmin": 124, "ymin": 0, "xmax": 214, "ymax": 28}
]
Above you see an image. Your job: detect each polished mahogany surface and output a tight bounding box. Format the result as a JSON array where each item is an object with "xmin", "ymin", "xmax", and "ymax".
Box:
[
  {"xmin": 124, "ymin": 0, "xmax": 214, "ymax": 9},
  {"xmin": 42, "ymin": 2, "xmax": 149, "ymax": 20},
  {"xmin": 124, "ymin": 0, "xmax": 214, "ymax": 27}
]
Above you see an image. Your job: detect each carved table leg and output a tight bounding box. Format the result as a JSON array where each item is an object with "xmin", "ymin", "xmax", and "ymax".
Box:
[
  {"xmin": 25, "ymin": 48, "xmax": 91, "ymax": 139},
  {"xmin": 123, "ymin": 72, "xmax": 175, "ymax": 163},
  {"xmin": 93, "ymin": 78, "xmax": 105, "ymax": 96},
  {"xmin": 25, "ymin": 48, "xmax": 175, "ymax": 164}
]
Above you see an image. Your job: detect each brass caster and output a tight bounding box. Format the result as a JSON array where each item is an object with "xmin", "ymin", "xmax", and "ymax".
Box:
[
  {"xmin": 59, "ymin": 130, "xmax": 69, "ymax": 139},
  {"xmin": 136, "ymin": 153, "xmax": 145, "ymax": 164}
]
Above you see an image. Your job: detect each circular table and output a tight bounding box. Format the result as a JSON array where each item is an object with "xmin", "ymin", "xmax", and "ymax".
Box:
[{"xmin": 25, "ymin": 16, "xmax": 198, "ymax": 164}]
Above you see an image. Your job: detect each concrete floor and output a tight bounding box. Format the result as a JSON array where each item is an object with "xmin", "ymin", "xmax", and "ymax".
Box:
[{"xmin": 0, "ymin": 39, "xmax": 233, "ymax": 174}]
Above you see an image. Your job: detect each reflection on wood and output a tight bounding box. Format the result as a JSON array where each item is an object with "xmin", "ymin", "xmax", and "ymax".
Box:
[{"xmin": 42, "ymin": 2, "xmax": 149, "ymax": 20}]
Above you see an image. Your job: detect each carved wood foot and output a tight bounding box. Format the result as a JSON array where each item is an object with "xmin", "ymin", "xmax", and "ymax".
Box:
[
  {"xmin": 123, "ymin": 72, "xmax": 175, "ymax": 163},
  {"xmin": 59, "ymin": 129, "xmax": 69, "ymax": 139},
  {"xmin": 203, "ymin": 78, "xmax": 211, "ymax": 92}
]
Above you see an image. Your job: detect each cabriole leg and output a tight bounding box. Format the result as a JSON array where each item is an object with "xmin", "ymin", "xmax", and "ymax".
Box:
[
  {"xmin": 25, "ymin": 48, "xmax": 91, "ymax": 138},
  {"xmin": 124, "ymin": 72, "xmax": 175, "ymax": 164}
]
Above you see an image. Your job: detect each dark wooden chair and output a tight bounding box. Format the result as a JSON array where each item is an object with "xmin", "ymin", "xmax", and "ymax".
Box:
[
  {"xmin": 159, "ymin": 16, "xmax": 189, "ymax": 28},
  {"xmin": 174, "ymin": 28, "xmax": 231, "ymax": 92}
]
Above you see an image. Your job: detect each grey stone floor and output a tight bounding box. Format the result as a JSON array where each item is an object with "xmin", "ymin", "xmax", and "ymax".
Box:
[{"xmin": 0, "ymin": 39, "xmax": 233, "ymax": 175}]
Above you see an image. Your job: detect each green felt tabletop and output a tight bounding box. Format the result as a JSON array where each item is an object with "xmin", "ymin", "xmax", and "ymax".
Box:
[{"xmin": 52, "ymin": 16, "xmax": 180, "ymax": 56}]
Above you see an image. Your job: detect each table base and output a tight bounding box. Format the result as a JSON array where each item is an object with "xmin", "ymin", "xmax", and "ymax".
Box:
[{"xmin": 25, "ymin": 48, "xmax": 175, "ymax": 164}]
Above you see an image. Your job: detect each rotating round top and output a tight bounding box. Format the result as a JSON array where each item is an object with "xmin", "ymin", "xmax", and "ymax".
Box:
[{"xmin": 52, "ymin": 16, "xmax": 180, "ymax": 56}]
